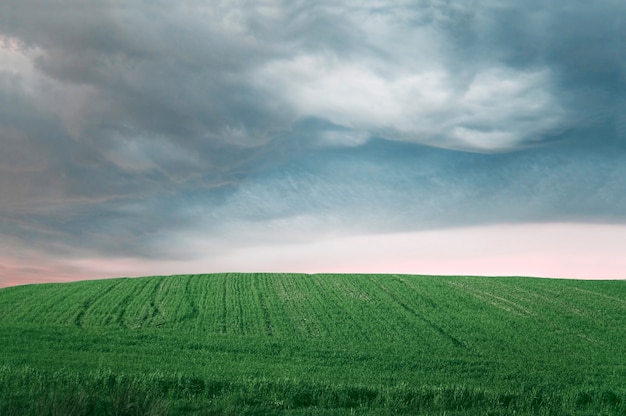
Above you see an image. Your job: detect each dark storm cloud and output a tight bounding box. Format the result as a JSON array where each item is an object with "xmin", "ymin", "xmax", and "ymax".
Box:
[
  {"xmin": 464, "ymin": 1, "xmax": 626, "ymax": 142},
  {"xmin": 0, "ymin": 0, "xmax": 625, "ymax": 260}
]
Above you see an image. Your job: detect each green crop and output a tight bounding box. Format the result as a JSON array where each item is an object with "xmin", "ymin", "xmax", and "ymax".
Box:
[{"xmin": 0, "ymin": 273, "xmax": 624, "ymax": 414}]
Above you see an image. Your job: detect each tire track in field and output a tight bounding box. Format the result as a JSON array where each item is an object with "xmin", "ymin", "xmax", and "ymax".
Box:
[
  {"xmin": 289, "ymin": 276, "xmax": 323, "ymax": 338},
  {"xmin": 323, "ymin": 276, "xmax": 374, "ymax": 342},
  {"xmin": 183, "ymin": 277, "xmax": 200, "ymax": 322},
  {"xmin": 274, "ymin": 275, "xmax": 322, "ymax": 338},
  {"xmin": 140, "ymin": 278, "xmax": 167, "ymax": 328},
  {"xmin": 370, "ymin": 277, "xmax": 467, "ymax": 349},
  {"xmin": 220, "ymin": 276, "xmax": 228, "ymax": 334},
  {"xmin": 571, "ymin": 287, "xmax": 626, "ymax": 307},
  {"xmin": 255, "ymin": 277, "xmax": 274, "ymax": 337},
  {"xmin": 73, "ymin": 298, "xmax": 93, "ymax": 327},
  {"xmin": 73, "ymin": 279, "xmax": 126, "ymax": 327},
  {"xmin": 305, "ymin": 276, "xmax": 337, "ymax": 338},
  {"xmin": 127, "ymin": 279, "xmax": 157, "ymax": 329},
  {"xmin": 501, "ymin": 284, "xmax": 584, "ymax": 318},
  {"xmin": 111, "ymin": 296, "xmax": 130, "ymax": 326},
  {"xmin": 152, "ymin": 279, "xmax": 169, "ymax": 327},
  {"xmin": 445, "ymin": 280, "xmax": 534, "ymax": 317},
  {"xmin": 236, "ymin": 276, "xmax": 248, "ymax": 335}
]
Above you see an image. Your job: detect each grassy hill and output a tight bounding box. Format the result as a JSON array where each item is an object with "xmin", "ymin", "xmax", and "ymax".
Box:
[{"xmin": 0, "ymin": 273, "xmax": 624, "ymax": 415}]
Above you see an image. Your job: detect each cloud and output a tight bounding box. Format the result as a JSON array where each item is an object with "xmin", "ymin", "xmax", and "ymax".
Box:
[
  {"xmin": 258, "ymin": 58, "xmax": 565, "ymax": 150},
  {"xmin": 3, "ymin": 0, "xmax": 621, "ymax": 157},
  {"xmin": 0, "ymin": 0, "xmax": 625, "ymax": 272},
  {"xmin": 1, "ymin": 0, "xmax": 622, "ymax": 161}
]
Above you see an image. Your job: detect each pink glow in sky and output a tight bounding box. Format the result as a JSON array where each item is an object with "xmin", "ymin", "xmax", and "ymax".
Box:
[{"xmin": 1, "ymin": 222, "xmax": 625, "ymax": 288}]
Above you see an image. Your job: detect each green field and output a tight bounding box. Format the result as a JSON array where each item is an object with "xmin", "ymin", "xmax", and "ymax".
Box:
[{"xmin": 0, "ymin": 273, "xmax": 624, "ymax": 415}]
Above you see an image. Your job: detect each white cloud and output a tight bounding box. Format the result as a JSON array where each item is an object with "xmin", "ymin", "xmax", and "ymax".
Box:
[
  {"xmin": 257, "ymin": 52, "xmax": 565, "ymax": 151},
  {"xmin": 0, "ymin": 36, "xmax": 38, "ymax": 78}
]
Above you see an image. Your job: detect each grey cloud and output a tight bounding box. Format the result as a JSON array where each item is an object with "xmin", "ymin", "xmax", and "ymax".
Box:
[
  {"xmin": 465, "ymin": 1, "xmax": 626, "ymax": 140},
  {"xmin": 2, "ymin": 1, "xmax": 296, "ymax": 166},
  {"xmin": 1, "ymin": 0, "xmax": 625, "ymax": 263},
  {"xmin": 3, "ymin": 0, "xmax": 622, "ymax": 156}
]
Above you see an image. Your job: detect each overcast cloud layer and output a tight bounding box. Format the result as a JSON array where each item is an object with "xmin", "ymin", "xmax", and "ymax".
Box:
[{"xmin": 1, "ymin": 0, "xmax": 625, "ymax": 284}]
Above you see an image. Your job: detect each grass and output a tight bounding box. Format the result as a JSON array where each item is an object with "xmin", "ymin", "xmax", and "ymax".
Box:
[{"xmin": 0, "ymin": 273, "xmax": 624, "ymax": 414}]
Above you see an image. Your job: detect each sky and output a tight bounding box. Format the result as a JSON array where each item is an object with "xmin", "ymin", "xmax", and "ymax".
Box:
[{"xmin": 1, "ymin": 0, "xmax": 626, "ymax": 287}]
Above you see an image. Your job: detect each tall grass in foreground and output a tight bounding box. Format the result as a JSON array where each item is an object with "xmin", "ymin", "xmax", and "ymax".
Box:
[{"xmin": 1, "ymin": 365, "xmax": 624, "ymax": 415}]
